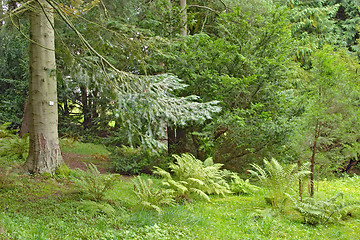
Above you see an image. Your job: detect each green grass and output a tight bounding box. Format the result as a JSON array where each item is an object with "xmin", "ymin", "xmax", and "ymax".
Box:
[
  {"xmin": 60, "ymin": 138, "xmax": 110, "ymax": 156},
  {"xmin": 0, "ymin": 141, "xmax": 360, "ymax": 239}
]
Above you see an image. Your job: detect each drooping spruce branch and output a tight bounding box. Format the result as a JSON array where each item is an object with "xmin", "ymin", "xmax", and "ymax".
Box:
[{"xmin": 45, "ymin": 0, "xmax": 221, "ymax": 148}]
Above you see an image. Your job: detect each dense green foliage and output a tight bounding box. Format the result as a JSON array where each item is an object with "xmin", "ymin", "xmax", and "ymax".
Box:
[
  {"xmin": 0, "ymin": 31, "xmax": 28, "ymax": 127},
  {"xmin": 0, "ymin": 123, "xmax": 28, "ymax": 161},
  {"xmin": 109, "ymin": 146, "xmax": 164, "ymax": 175}
]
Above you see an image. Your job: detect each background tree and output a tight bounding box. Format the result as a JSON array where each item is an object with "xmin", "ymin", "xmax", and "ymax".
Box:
[{"xmin": 289, "ymin": 46, "xmax": 360, "ymax": 194}]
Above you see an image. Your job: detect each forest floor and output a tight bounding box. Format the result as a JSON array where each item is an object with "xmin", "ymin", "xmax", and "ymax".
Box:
[{"xmin": 1, "ymin": 140, "xmax": 360, "ymax": 239}]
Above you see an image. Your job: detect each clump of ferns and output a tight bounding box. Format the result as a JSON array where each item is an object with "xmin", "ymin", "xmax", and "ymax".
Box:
[
  {"xmin": 132, "ymin": 176, "xmax": 175, "ymax": 213},
  {"xmin": 287, "ymin": 192, "xmax": 360, "ymax": 225},
  {"xmin": 73, "ymin": 163, "xmax": 119, "ymax": 201},
  {"xmin": 0, "ymin": 123, "xmax": 28, "ymax": 161},
  {"xmin": 154, "ymin": 153, "xmax": 232, "ymax": 202},
  {"xmin": 248, "ymin": 158, "xmax": 311, "ymax": 210},
  {"xmin": 229, "ymin": 174, "xmax": 261, "ymax": 195}
]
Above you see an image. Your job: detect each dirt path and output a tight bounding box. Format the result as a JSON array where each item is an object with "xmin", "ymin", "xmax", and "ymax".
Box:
[{"xmin": 62, "ymin": 152, "xmax": 109, "ymax": 174}]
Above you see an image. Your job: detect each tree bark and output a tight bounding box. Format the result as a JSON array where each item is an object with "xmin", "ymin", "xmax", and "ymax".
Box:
[
  {"xmin": 0, "ymin": 0, "xmax": 3, "ymax": 29},
  {"xmin": 298, "ymin": 159, "xmax": 302, "ymax": 201},
  {"xmin": 25, "ymin": 0, "xmax": 63, "ymax": 174},
  {"xmin": 180, "ymin": 0, "xmax": 187, "ymax": 36},
  {"xmin": 80, "ymin": 86, "xmax": 91, "ymax": 129},
  {"xmin": 310, "ymin": 119, "xmax": 320, "ymax": 197},
  {"xmin": 168, "ymin": 127, "xmax": 188, "ymax": 155},
  {"xmin": 19, "ymin": 98, "xmax": 30, "ymax": 138}
]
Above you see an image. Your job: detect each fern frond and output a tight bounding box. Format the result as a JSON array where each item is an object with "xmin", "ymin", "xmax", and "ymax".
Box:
[
  {"xmin": 250, "ymin": 158, "xmax": 310, "ymax": 209},
  {"xmin": 189, "ymin": 188, "xmax": 211, "ymax": 202}
]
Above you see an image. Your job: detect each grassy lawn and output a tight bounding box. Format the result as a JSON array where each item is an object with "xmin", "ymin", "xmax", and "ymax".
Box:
[{"xmin": 1, "ymin": 142, "xmax": 360, "ymax": 239}]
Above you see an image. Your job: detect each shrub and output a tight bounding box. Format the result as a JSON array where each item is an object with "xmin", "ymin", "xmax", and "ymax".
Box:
[
  {"xmin": 133, "ymin": 176, "xmax": 175, "ymax": 213},
  {"xmin": 154, "ymin": 153, "xmax": 231, "ymax": 202},
  {"xmin": 248, "ymin": 158, "xmax": 310, "ymax": 209},
  {"xmin": 72, "ymin": 163, "xmax": 119, "ymax": 201},
  {"xmin": 110, "ymin": 146, "xmax": 170, "ymax": 175}
]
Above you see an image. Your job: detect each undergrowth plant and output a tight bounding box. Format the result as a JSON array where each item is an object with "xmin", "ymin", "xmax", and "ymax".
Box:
[
  {"xmin": 0, "ymin": 167, "xmax": 16, "ymax": 190},
  {"xmin": 72, "ymin": 163, "xmax": 118, "ymax": 201},
  {"xmin": 287, "ymin": 192, "xmax": 360, "ymax": 225},
  {"xmin": 229, "ymin": 174, "xmax": 261, "ymax": 195},
  {"xmin": 78, "ymin": 200, "xmax": 116, "ymax": 217},
  {"xmin": 154, "ymin": 153, "xmax": 231, "ymax": 202},
  {"xmin": 110, "ymin": 146, "xmax": 170, "ymax": 175},
  {"xmin": 133, "ymin": 176, "xmax": 175, "ymax": 213},
  {"xmin": 0, "ymin": 123, "xmax": 28, "ymax": 161},
  {"xmin": 248, "ymin": 158, "xmax": 310, "ymax": 209}
]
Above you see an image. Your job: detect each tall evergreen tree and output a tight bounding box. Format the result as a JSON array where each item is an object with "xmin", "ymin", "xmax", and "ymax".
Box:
[{"xmin": 25, "ymin": 0, "xmax": 63, "ymax": 173}]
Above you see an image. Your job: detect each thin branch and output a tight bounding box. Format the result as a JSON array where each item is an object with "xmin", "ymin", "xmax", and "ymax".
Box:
[
  {"xmin": 46, "ymin": 0, "xmax": 132, "ymax": 83},
  {"xmin": 187, "ymin": 5, "xmax": 220, "ymax": 14},
  {"xmin": 99, "ymin": 0, "xmax": 109, "ymax": 18},
  {"xmin": 9, "ymin": 1, "xmax": 55, "ymax": 51},
  {"xmin": 217, "ymin": 0, "xmax": 227, "ymax": 11}
]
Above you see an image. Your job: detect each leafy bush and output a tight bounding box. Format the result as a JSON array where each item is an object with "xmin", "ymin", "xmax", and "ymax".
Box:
[
  {"xmin": 248, "ymin": 158, "xmax": 310, "ymax": 209},
  {"xmin": 72, "ymin": 163, "xmax": 119, "ymax": 201},
  {"xmin": 0, "ymin": 123, "xmax": 28, "ymax": 161},
  {"xmin": 133, "ymin": 176, "xmax": 175, "ymax": 213},
  {"xmin": 229, "ymin": 174, "xmax": 261, "ymax": 195},
  {"xmin": 154, "ymin": 153, "xmax": 231, "ymax": 202},
  {"xmin": 287, "ymin": 192, "xmax": 360, "ymax": 225},
  {"xmin": 110, "ymin": 146, "xmax": 170, "ymax": 175}
]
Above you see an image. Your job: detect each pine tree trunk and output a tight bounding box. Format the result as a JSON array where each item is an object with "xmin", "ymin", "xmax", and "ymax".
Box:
[{"xmin": 25, "ymin": 0, "xmax": 63, "ymax": 174}]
